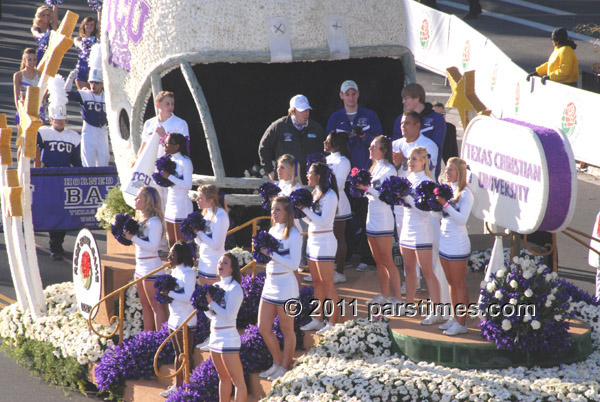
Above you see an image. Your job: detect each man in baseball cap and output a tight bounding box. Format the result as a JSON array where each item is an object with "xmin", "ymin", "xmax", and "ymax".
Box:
[{"xmin": 258, "ymin": 94, "xmax": 325, "ymax": 183}]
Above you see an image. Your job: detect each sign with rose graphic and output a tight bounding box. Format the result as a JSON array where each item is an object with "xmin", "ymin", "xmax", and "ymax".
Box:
[
  {"xmin": 462, "ymin": 40, "xmax": 470, "ymax": 70},
  {"xmin": 419, "ymin": 19, "xmax": 430, "ymax": 49},
  {"xmin": 73, "ymin": 229, "xmax": 102, "ymax": 319},
  {"xmin": 561, "ymin": 102, "xmax": 577, "ymax": 138}
]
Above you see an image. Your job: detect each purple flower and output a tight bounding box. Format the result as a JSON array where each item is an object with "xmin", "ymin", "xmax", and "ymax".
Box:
[
  {"xmin": 236, "ymin": 273, "xmax": 266, "ymax": 329},
  {"xmin": 180, "ymin": 211, "xmax": 207, "ymax": 240},
  {"xmin": 110, "ymin": 213, "xmax": 139, "ymax": 246},
  {"xmin": 153, "ymin": 274, "xmax": 178, "ymax": 304},
  {"xmin": 258, "ymin": 182, "xmax": 281, "ymax": 211},
  {"xmin": 251, "ymin": 231, "xmax": 280, "ymax": 264}
]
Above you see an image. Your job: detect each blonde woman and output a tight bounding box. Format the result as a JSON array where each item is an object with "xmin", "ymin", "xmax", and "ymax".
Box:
[
  {"xmin": 13, "ymin": 48, "xmax": 43, "ymax": 124},
  {"xmin": 275, "ymin": 154, "xmax": 302, "ymax": 196},
  {"xmin": 124, "ymin": 186, "xmax": 168, "ymax": 331},
  {"xmin": 435, "ymin": 157, "xmax": 474, "ymax": 336},
  {"xmin": 400, "ymin": 147, "xmax": 441, "ymax": 325},
  {"xmin": 31, "ymin": 5, "xmax": 58, "ymax": 62},
  {"xmin": 258, "ymin": 196, "xmax": 301, "ymax": 381},
  {"xmin": 195, "ymin": 185, "xmax": 229, "ymax": 285}
]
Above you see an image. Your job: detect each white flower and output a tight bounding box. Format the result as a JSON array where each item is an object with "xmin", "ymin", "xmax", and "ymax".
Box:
[
  {"xmin": 486, "ymin": 282, "xmax": 496, "ymax": 292},
  {"xmin": 509, "ymin": 298, "xmax": 517, "ymax": 305},
  {"xmin": 523, "ymin": 314, "xmax": 532, "ymax": 322},
  {"xmin": 496, "ymin": 269, "xmax": 506, "ymax": 278},
  {"xmin": 531, "ymin": 320, "xmax": 541, "ymax": 330},
  {"xmin": 545, "ymin": 274, "xmax": 553, "ymax": 282},
  {"xmin": 524, "ymin": 289, "xmax": 533, "ymax": 297},
  {"xmin": 554, "ymin": 315, "xmax": 562, "ymax": 321},
  {"xmin": 494, "ymin": 290, "xmax": 503, "ymax": 299},
  {"xmin": 509, "ymin": 280, "xmax": 518, "ymax": 289},
  {"xmin": 501, "ymin": 319, "xmax": 512, "ymax": 331}
]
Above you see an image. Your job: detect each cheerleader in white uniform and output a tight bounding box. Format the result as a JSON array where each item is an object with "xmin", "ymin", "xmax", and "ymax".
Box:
[
  {"xmin": 124, "ymin": 186, "xmax": 168, "ymax": 331},
  {"xmin": 324, "ymin": 131, "xmax": 352, "ymax": 283},
  {"xmin": 258, "ymin": 196, "xmax": 301, "ymax": 381},
  {"xmin": 159, "ymin": 241, "xmax": 197, "ymax": 397},
  {"xmin": 161, "ymin": 133, "xmax": 193, "ymax": 247},
  {"xmin": 195, "ymin": 184, "xmax": 230, "ymax": 285},
  {"xmin": 205, "ymin": 252, "xmax": 246, "ymax": 402},
  {"xmin": 300, "ymin": 162, "xmax": 339, "ymax": 333},
  {"xmin": 275, "ymin": 154, "xmax": 303, "ymax": 232},
  {"xmin": 400, "ymin": 147, "xmax": 441, "ymax": 325},
  {"xmin": 434, "ymin": 157, "xmax": 473, "ymax": 336},
  {"xmin": 356, "ymin": 136, "xmax": 403, "ymax": 305}
]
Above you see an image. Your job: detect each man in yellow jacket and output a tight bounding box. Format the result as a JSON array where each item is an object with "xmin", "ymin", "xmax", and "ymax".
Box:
[{"xmin": 527, "ymin": 27, "xmax": 579, "ymax": 87}]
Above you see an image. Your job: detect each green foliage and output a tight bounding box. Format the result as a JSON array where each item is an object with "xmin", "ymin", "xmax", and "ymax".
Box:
[
  {"xmin": 0, "ymin": 336, "xmax": 92, "ymax": 396},
  {"xmin": 95, "ymin": 187, "xmax": 135, "ymax": 231}
]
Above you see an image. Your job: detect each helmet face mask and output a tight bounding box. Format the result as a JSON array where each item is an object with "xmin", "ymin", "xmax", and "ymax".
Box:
[{"xmin": 101, "ymin": 0, "xmax": 410, "ymax": 197}]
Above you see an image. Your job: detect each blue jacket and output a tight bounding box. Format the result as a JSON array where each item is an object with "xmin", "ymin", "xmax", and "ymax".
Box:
[
  {"xmin": 392, "ymin": 102, "xmax": 446, "ymax": 178},
  {"xmin": 326, "ymin": 106, "xmax": 382, "ymax": 170}
]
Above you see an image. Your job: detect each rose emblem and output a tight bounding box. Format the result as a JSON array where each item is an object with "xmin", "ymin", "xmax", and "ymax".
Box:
[
  {"xmin": 491, "ymin": 64, "xmax": 498, "ymax": 92},
  {"xmin": 561, "ymin": 102, "xmax": 577, "ymax": 137},
  {"xmin": 515, "ymin": 83, "xmax": 520, "ymax": 114},
  {"xmin": 81, "ymin": 251, "xmax": 92, "ymax": 290},
  {"xmin": 419, "ymin": 19, "xmax": 430, "ymax": 49}
]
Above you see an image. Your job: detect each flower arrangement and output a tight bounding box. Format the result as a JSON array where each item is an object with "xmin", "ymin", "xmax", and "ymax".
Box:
[
  {"xmin": 348, "ymin": 167, "xmax": 371, "ymax": 197},
  {"xmin": 469, "ymin": 247, "xmax": 537, "ymax": 272},
  {"xmin": 289, "ymin": 188, "xmax": 313, "ymax": 219},
  {"xmin": 153, "ymin": 274, "xmax": 179, "ymax": 304},
  {"xmin": 378, "ymin": 176, "xmax": 412, "ymax": 206},
  {"xmin": 258, "ymin": 182, "xmax": 281, "ymax": 211},
  {"xmin": 236, "ymin": 272, "xmax": 267, "ymax": 329},
  {"xmin": 251, "ymin": 231, "xmax": 280, "ymax": 264},
  {"xmin": 95, "ymin": 186, "xmax": 136, "ymax": 231},
  {"xmin": 190, "ymin": 284, "xmax": 226, "ymax": 311},
  {"xmin": 228, "ymin": 246, "xmax": 253, "ymax": 268},
  {"xmin": 152, "ymin": 155, "xmax": 177, "ymax": 187},
  {"xmin": 479, "ymin": 256, "xmax": 573, "ymax": 353},
  {"xmin": 243, "ymin": 162, "xmax": 272, "ymax": 179},
  {"xmin": 110, "ymin": 213, "xmax": 139, "ymax": 246},
  {"xmin": 180, "ymin": 211, "xmax": 207, "ymax": 240}
]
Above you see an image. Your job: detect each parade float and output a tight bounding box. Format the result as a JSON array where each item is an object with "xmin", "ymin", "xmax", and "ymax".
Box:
[{"xmin": 2, "ymin": 0, "xmax": 600, "ymax": 401}]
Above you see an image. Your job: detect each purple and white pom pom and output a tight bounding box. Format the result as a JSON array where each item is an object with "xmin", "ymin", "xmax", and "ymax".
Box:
[
  {"xmin": 258, "ymin": 182, "xmax": 281, "ymax": 211},
  {"xmin": 180, "ymin": 211, "xmax": 207, "ymax": 240},
  {"xmin": 88, "ymin": 0, "xmax": 103, "ymax": 12},
  {"xmin": 251, "ymin": 231, "xmax": 281, "ymax": 264},
  {"xmin": 45, "ymin": 0, "xmax": 64, "ymax": 6}
]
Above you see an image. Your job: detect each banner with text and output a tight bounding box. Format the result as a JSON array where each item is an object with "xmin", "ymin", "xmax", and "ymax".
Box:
[{"xmin": 30, "ymin": 166, "xmax": 118, "ymax": 231}]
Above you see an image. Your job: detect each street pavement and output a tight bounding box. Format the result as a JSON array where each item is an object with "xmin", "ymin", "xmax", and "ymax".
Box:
[{"xmin": 0, "ymin": 0, "xmax": 599, "ymax": 400}]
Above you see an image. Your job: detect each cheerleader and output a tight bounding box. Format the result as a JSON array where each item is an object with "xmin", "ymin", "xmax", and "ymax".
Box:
[
  {"xmin": 73, "ymin": 16, "xmax": 99, "ymax": 90},
  {"xmin": 159, "ymin": 241, "xmax": 197, "ymax": 397},
  {"xmin": 30, "ymin": 5, "xmax": 58, "ymax": 62},
  {"xmin": 195, "ymin": 184, "xmax": 230, "ymax": 285},
  {"xmin": 435, "ymin": 158, "xmax": 473, "ymax": 336},
  {"xmin": 324, "ymin": 131, "xmax": 352, "ymax": 283},
  {"xmin": 299, "ymin": 162, "xmax": 339, "ymax": 334},
  {"xmin": 205, "ymin": 253, "xmax": 246, "ymax": 402},
  {"xmin": 400, "ymin": 147, "xmax": 441, "ymax": 325},
  {"xmin": 124, "ymin": 186, "xmax": 168, "ymax": 331},
  {"xmin": 13, "ymin": 48, "xmax": 45, "ymax": 125},
  {"xmin": 258, "ymin": 196, "xmax": 301, "ymax": 381},
  {"xmin": 275, "ymin": 154, "xmax": 302, "ymax": 196},
  {"xmin": 162, "ymin": 133, "xmax": 193, "ymax": 247},
  {"xmin": 355, "ymin": 136, "xmax": 403, "ymax": 305}
]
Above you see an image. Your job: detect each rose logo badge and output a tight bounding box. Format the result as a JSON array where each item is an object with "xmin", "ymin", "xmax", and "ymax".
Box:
[
  {"xmin": 561, "ymin": 102, "xmax": 577, "ymax": 138},
  {"xmin": 491, "ymin": 63, "xmax": 498, "ymax": 92},
  {"xmin": 515, "ymin": 83, "xmax": 520, "ymax": 114},
  {"xmin": 80, "ymin": 251, "xmax": 92, "ymax": 290},
  {"xmin": 420, "ymin": 19, "xmax": 430, "ymax": 49},
  {"xmin": 462, "ymin": 40, "xmax": 471, "ymax": 69}
]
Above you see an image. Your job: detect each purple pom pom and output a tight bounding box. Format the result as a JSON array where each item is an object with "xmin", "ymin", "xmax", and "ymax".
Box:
[
  {"xmin": 110, "ymin": 213, "xmax": 139, "ymax": 246},
  {"xmin": 153, "ymin": 155, "xmax": 177, "ymax": 187},
  {"xmin": 251, "ymin": 231, "xmax": 281, "ymax": 264},
  {"xmin": 180, "ymin": 211, "xmax": 207, "ymax": 240},
  {"xmin": 191, "ymin": 284, "xmax": 226, "ymax": 311},
  {"xmin": 289, "ymin": 188, "xmax": 313, "ymax": 218},
  {"xmin": 258, "ymin": 182, "xmax": 281, "ymax": 211},
  {"xmin": 306, "ymin": 153, "xmax": 327, "ymax": 170},
  {"xmin": 348, "ymin": 168, "xmax": 371, "ymax": 198},
  {"xmin": 414, "ymin": 180, "xmax": 438, "ymax": 211},
  {"xmin": 45, "ymin": 0, "xmax": 64, "ymax": 6},
  {"xmin": 378, "ymin": 176, "xmax": 412, "ymax": 206},
  {"xmin": 87, "ymin": 0, "xmax": 103, "ymax": 12},
  {"xmin": 434, "ymin": 183, "xmax": 454, "ymax": 202},
  {"xmin": 154, "ymin": 274, "xmax": 178, "ymax": 304}
]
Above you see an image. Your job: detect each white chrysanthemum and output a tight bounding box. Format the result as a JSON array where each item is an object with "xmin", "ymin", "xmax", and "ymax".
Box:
[
  {"xmin": 486, "ymin": 282, "xmax": 496, "ymax": 292},
  {"xmin": 501, "ymin": 319, "xmax": 512, "ymax": 331},
  {"xmin": 509, "ymin": 279, "xmax": 518, "ymax": 289},
  {"xmin": 531, "ymin": 320, "xmax": 541, "ymax": 330},
  {"xmin": 524, "ymin": 289, "xmax": 533, "ymax": 297}
]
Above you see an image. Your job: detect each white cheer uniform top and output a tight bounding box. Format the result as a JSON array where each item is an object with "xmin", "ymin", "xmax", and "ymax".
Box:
[
  {"xmin": 326, "ymin": 152, "xmax": 352, "ymax": 220},
  {"xmin": 302, "ymin": 188, "xmax": 338, "ymax": 232},
  {"xmin": 167, "ymin": 264, "xmax": 198, "ymax": 329},
  {"xmin": 266, "ymin": 224, "xmax": 302, "ymax": 274},
  {"xmin": 195, "ymin": 207, "xmax": 230, "ymax": 275},
  {"xmin": 438, "ymin": 183, "xmax": 474, "ymax": 237},
  {"xmin": 204, "ymin": 276, "xmax": 243, "ymax": 328},
  {"xmin": 164, "ymin": 152, "xmax": 194, "ymax": 220},
  {"xmin": 142, "ymin": 114, "xmax": 189, "ymax": 158},
  {"xmin": 392, "ymin": 135, "xmax": 438, "ymax": 216},
  {"xmin": 277, "ymin": 179, "xmax": 302, "ymax": 196},
  {"xmin": 132, "ymin": 216, "xmax": 162, "ymax": 259},
  {"xmin": 400, "ymin": 171, "xmax": 435, "ymax": 245}
]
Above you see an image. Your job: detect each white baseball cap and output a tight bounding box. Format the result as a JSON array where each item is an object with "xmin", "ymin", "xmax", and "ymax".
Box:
[
  {"xmin": 289, "ymin": 95, "xmax": 312, "ymax": 112},
  {"xmin": 340, "ymin": 80, "xmax": 359, "ymax": 93}
]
